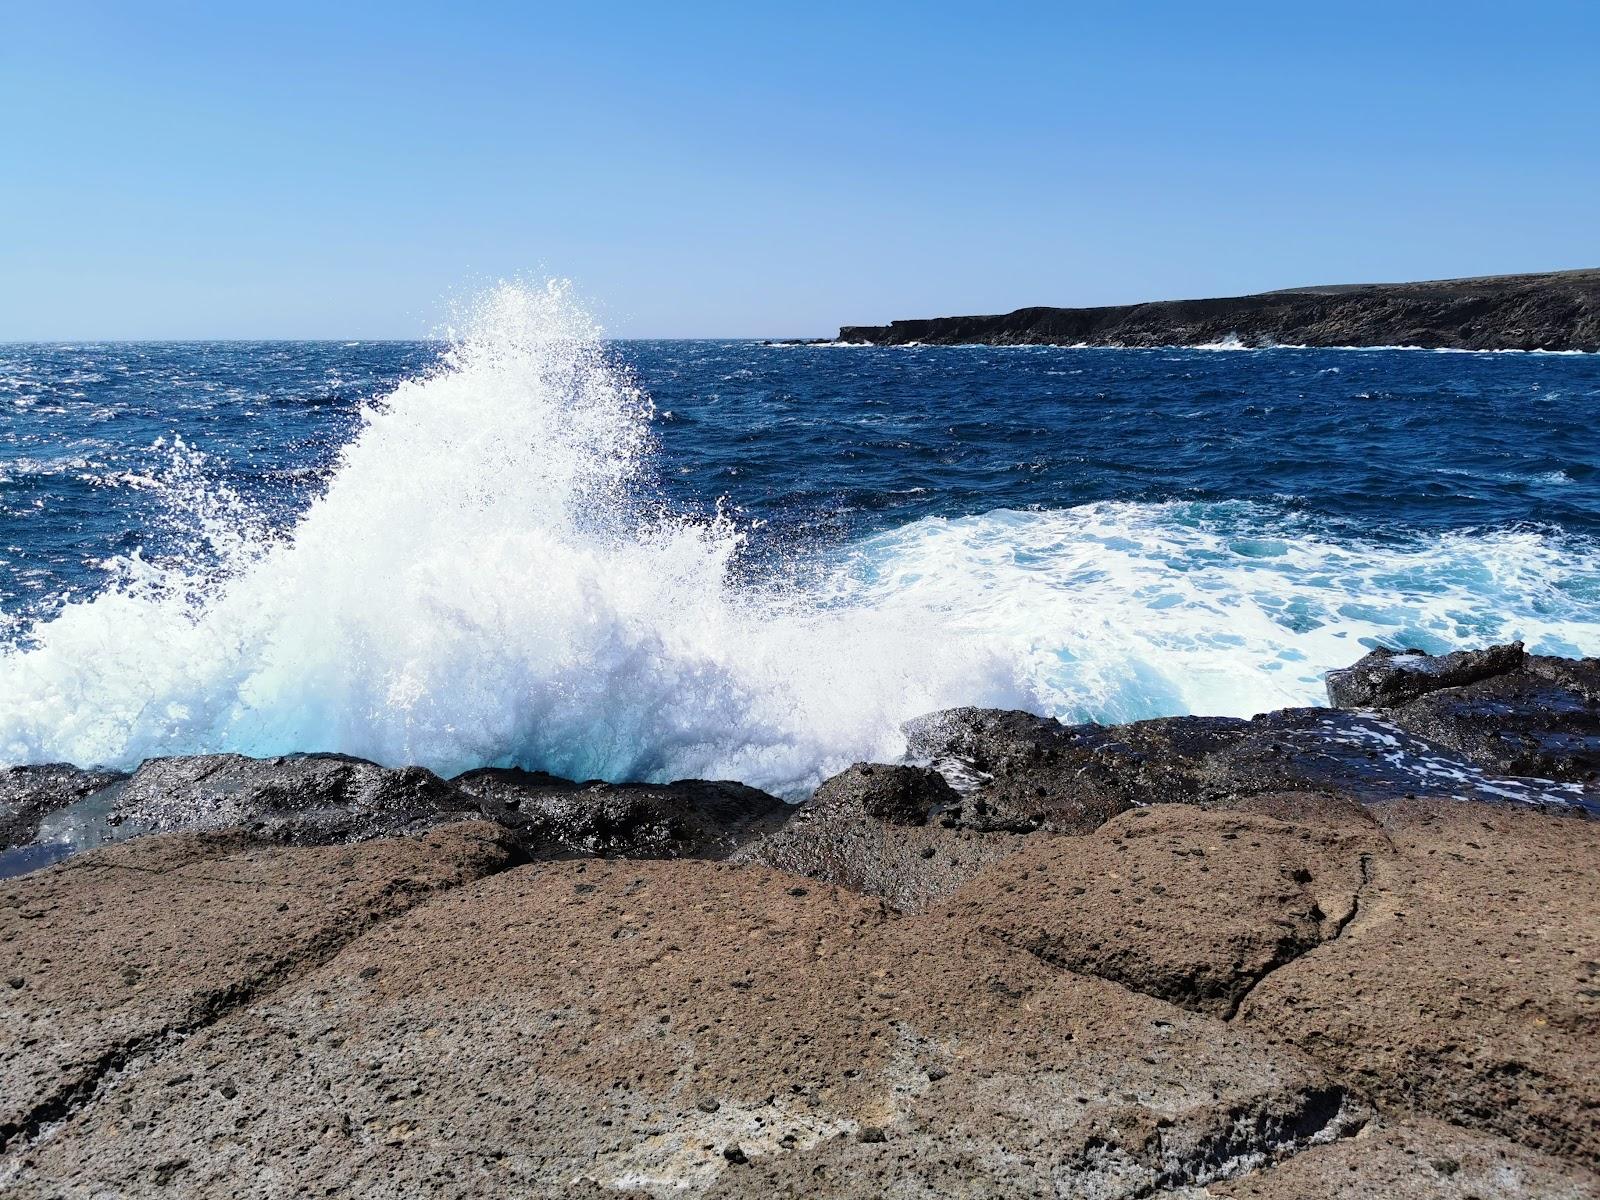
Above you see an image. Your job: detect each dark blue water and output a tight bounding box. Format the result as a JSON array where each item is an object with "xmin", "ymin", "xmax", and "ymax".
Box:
[
  {"xmin": 2, "ymin": 320, "xmax": 1598, "ymax": 791},
  {"xmin": 4, "ymin": 340, "xmax": 1598, "ymax": 619}
]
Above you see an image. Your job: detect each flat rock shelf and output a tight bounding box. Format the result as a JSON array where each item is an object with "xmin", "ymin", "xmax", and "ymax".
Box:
[{"xmin": 2, "ymin": 643, "xmax": 1598, "ymax": 1198}]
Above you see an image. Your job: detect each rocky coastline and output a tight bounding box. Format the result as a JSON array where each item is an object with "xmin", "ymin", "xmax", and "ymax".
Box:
[
  {"xmin": 834, "ymin": 268, "xmax": 1600, "ymax": 351},
  {"xmin": 2, "ymin": 642, "xmax": 1598, "ymax": 1197}
]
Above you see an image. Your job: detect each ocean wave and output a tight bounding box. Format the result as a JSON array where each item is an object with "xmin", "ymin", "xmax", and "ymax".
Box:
[
  {"xmin": 0, "ymin": 284, "xmax": 1025, "ymax": 794},
  {"xmin": 0, "ymin": 284, "xmax": 1595, "ymax": 797},
  {"xmin": 831, "ymin": 504, "xmax": 1599, "ymax": 727}
]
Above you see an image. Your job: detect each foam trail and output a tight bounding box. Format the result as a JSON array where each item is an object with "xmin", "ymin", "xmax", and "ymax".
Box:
[
  {"xmin": 1, "ymin": 283, "xmax": 1598, "ymax": 797},
  {"xmin": 832, "ymin": 504, "xmax": 1600, "ymax": 725}
]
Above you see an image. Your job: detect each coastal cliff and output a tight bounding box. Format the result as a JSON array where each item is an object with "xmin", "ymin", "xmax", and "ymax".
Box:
[
  {"xmin": 2, "ymin": 644, "xmax": 1599, "ymax": 1197},
  {"xmin": 837, "ymin": 268, "xmax": 1600, "ymax": 351}
]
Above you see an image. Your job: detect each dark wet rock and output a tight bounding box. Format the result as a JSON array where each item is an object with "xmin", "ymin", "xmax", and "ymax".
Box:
[
  {"xmin": 1325, "ymin": 643, "xmax": 1527, "ymax": 709},
  {"xmin": 732, "ymin": 762, "xmax": 1020, "ymax": 910},
  {"xmin": 1326, "ymin": 644, "xmax": 1600, "ymax": 784},
  {"xmin": 451, "ymin": 768, "xmax": 789, "ymax": 859},
  {"xmin": 909, "ymin": 702, "xmax": 1596, "ymax": 822},
  {"xmin": 944, "ymin": 806, "xmax": 1381, "ymax": 1016},
  {"xmin": 108, "ymin": 753, "xmax": 478, "ymax": 846},
  {"xmin": 1199, "ymin": 708, "xmax": 1470, "ymax": 803},
  {"xmin": 810, "ymin": 762, "xmax": 959, "ymax": 826},
  {"xmin": 1386, "ymin": 670, "xmax": 1600, "ymax": 782},
  {"xmin": 904, "ymin": 707, "xmax": 1246, "ymax": 831},
  {"xmin": 837, "ymin": 268, "xmax": 1600, "ymax": 351},
  {"xmin": 1176, "ymin": 706, "xmax": 1590, "ymax": 812},
  {"xmin": 0, "ymin": 764, "xmax": 126, "ymax": 851},
  {"xmin": 1529, "ymin": 653, "xmax": 1600, "ymax": 701}
]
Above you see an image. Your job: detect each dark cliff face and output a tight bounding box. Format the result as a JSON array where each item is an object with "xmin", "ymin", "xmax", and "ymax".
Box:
[{"xmin": 837, "ymin": 269, "xmax": 1600, "ymax": 350}]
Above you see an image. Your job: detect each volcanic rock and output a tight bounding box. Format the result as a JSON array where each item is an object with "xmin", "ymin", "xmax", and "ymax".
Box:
[
  {"xmin": 0, "ymin": 764, "xmax": 125, "ymax": 853},
  {"xmin": 451, "ymin": 768, "xmax": 789, "ymax": 859},
  {"xmin": 903, "ymin": 707, "xmax": 1244, "ymax": 830},
  {"xmin": 107, "ymin": 752, "xmax": 477, "ymax": 845},
  {"xmin": 909, "ymin": 702, "xmax": 1594, "ymax": 818},
  {"xmin": 1211, "ymin": 1114, "xmax": 1600, "ymax": 1199},
  {"xmin": 942, "ymin": 806, "xmax": 1382, "ymax": 1016},
  {"xmin": 0, "ymin": 822, "xmax": 517, "ymax": 1153},
  {"xmin": 1236, "ymin": 797, "xmax": 1600, "ymax": 1168},
  {"xmin": 1, "ymin": 853, "xmax": 1368, "ymax": 1198},
  {"xmin": 732, "ymin": 762, "xmax": 1023, "ymax": 909},
  {"xmin": 1325, "ymin": 643, "xmax": 1528, "ymax": 708},
  {"xmin": 2, "ymin": 644, "xmax": 1599, "ymax": 1196},
  {"xmin": 1326, "ymin": 643, "xmax": 1600, "ymax": 784}
]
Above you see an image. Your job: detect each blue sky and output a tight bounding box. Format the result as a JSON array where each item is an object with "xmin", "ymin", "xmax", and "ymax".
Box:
[{"xmin": 4, "ymin": 1, "xmax": 1598, "ymax": 339}]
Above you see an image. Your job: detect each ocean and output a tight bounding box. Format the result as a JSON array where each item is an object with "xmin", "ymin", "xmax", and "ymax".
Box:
[{"xmin": 2, "ymin": 282, "xmax": 1598, "ymax": 797}]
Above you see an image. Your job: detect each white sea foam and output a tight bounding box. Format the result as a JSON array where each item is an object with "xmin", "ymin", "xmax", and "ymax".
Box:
[
  {"xmin": 0, "ymin": 283, "xmax": 1024, "ymax": 794},
  {"xmin": 0, "ymin": 282, "xmax": 1596, "ymax": 796},
  {"xmin": 1191, "ymin": 333, "xmax": 1252, "ymax": 350},
  {"xmin": 831, "ymin": 505, "xmax": 1599, "ymax": 726}
]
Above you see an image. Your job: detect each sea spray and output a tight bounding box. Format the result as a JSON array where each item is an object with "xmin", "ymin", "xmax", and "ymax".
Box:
[{"xmin": 0, "ymin": 283, "xmax": 1028, "ymax": 792}]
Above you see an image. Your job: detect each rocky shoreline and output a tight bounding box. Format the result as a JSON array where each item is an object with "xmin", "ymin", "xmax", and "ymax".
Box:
[
  {"xmin": 834, "ymin": 268, "xmax": 1600, "ymax": 351},
  {"xmin": 3, "ymin": 643, "xmax": 1598, "ymax": 1197}
]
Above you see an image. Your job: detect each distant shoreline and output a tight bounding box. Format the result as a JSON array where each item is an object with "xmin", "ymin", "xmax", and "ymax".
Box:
[{"xmin": 833, "ymin": 268, "xmax": 1600, "ymax": 352}]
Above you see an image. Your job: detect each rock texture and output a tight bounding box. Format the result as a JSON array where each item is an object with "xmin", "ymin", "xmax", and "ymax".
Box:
[
  {"xmin": 732, "ymin": 762, "xmax": 1022, "ymax": 910},
  {"xmin": 1211, "ymin": 1115, "xmax": 1599, "ymax": 1199},
  {"xmin": 0, "ymin": 764, "xmax": 125, "ymax": 851},
  {"xmin": 904, "ymin": 700, "xmax": 1593, "ymax": 829},
  {"xmin": 837, "ymin": 268, "xmax": 1600, "ymax": 351},
  {"xmin": 1327, "ymin": 643, "xmax": 1600, "ymax": 784},
  {"xmin": 452, "ymin": 768, "xmax": 790, "ymax": 860},
  {"xmin": 0, "ymin": 756, "xmax": 793, "ymax": 878},
  {"xmin": 0, "ymin": 822, "xmax": 518, "ymax": 1154},
  {"xmin": 1, "ymin": 644, "xmax": 1598, "ymax": 1196},
  {"xmin": 1, "ymin": 852, "xmax": 1368, "ymax": 1198},
  {"xmin": 107, "ymin": 753, "xmax": 477, "ymax": 845},
  {"xmin": 942, "ymin": 806, "xmax": 1381, "ymax": 1017},
  {"xmin": 1236, "ymin": 797, "xmax": 1600, "ymax": 1169}
]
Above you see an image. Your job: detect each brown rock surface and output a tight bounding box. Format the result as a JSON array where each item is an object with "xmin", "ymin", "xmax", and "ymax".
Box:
[
  {"xmin": 0, "ymin": 820, "xmax": 517, "ymax": 1152},
  {"xmin": 943, "ymin": 806, "xmax": 1383, "ymax": 1016},
  {"xmin": 1236, "ymin": 797, "xmax": 1600, "ymax": 1168},
  {"xmin": 3, "ymin": 644, "xmax": 1600, "ymax": 1197},
  {"xmin": 3, "ymin": 856, "xmax": 1365, "ymax": 1198}
]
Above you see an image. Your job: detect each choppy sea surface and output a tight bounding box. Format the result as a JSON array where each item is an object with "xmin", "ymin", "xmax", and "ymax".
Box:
[{"xmin": 2, "ymin": 283, "xmax": 1598, "ymax": 795}]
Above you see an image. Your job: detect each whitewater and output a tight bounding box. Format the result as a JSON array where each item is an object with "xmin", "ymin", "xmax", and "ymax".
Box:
[{"xmin": 0, "ymin": 282, "xmax": 1597, "ymax": 796}]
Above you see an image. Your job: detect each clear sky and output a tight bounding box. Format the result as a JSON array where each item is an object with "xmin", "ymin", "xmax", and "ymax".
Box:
[{"xmin": 4, "ymin": 1, "xmax": 1598, "ymax": 339}]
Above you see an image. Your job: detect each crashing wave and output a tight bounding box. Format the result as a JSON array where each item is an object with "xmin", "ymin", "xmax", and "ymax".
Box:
[{"xmin": 0, "ymin": 283, "xmax": 1596, "ymax": 797}]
